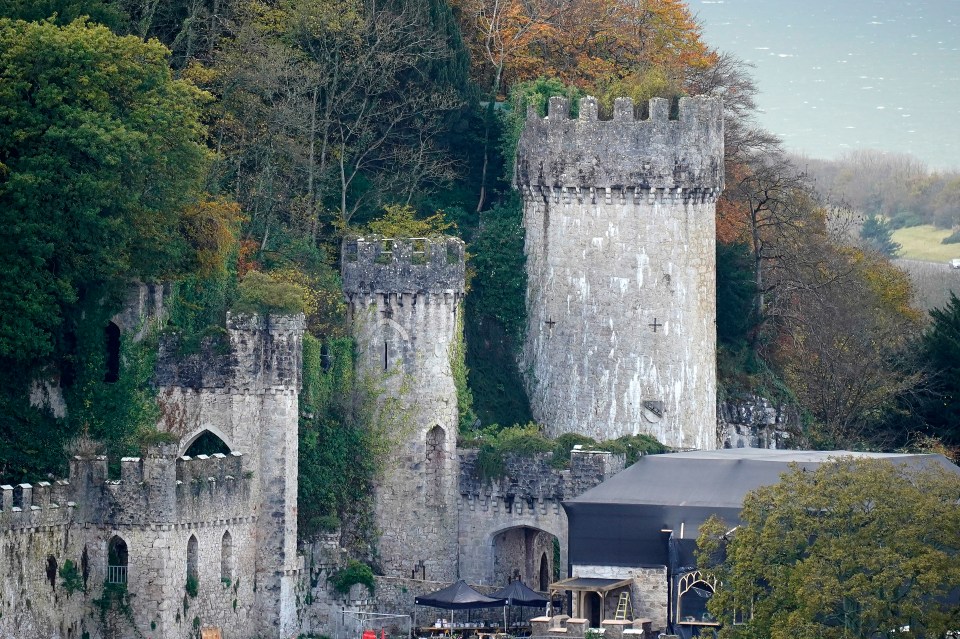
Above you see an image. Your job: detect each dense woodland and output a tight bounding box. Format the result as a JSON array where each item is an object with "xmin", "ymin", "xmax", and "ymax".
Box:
[{"xmin": 1, "ymin": 0, "xmax": 959, "ymax": 542}]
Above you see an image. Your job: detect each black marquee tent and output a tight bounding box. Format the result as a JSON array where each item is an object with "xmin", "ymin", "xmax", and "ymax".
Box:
[
  {"xmin": 491, "ymin": 581, "xmax": 548, "ymax": 632},
  {"xmin": 489, "ymin": 581, "xmax": 548, "ymax": 608},
  {"xmin": 415, "ymin": 580, "xmax": 506, "ymax": 634},
  {"xmin": 415, "ymin": 580, "xmax": 506, "ymax": 610}
]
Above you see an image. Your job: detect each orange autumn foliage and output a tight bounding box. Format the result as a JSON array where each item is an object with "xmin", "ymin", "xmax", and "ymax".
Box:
[
  {"xmin": 453, "ymin": 0, "xmax": 715, "ymax": 96},
  {"xmin": 716, "ymin": 162, "xmax": 752, "ymax": 244}
]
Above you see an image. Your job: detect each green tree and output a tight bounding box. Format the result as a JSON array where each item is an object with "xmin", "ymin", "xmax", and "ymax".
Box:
[
  {"xmin": 0, "ymin": 0, "xmax": 127, "ymax": 28},
  {"xmin": 860, "ymin": 215, "xmax": 901, "ymax": 257},
  {"xmin": 697, "ymin": 458, "xmax": 960, "ymax": 638},
  {"xmin": 0, "ymin": 18, "xmax": 211, "ymax": 368},
  {"xmin": 918, "ymin": 293, "xmax": 960, "ymax": 446}
]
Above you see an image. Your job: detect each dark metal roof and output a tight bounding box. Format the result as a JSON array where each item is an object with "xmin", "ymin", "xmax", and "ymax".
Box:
[
  {"xmin": 547, "ymin": 577, "xmax": 633, "ymax": 592},
  {"xmin": 563, "ymin": 450, "xmax": 960, "ymax": 569},
  {"xmin": 567, "ymin": 449, "xmax": 958, "ymax": 508}
]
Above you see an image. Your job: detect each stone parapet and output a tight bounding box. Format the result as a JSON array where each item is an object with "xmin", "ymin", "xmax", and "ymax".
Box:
[
  {"xmin": 459, "ymin": 450, "xmax": 625, "ymax": 502},
  {"xmin": 154, "ymin": 312, "xmax": 305, "ymax": 391},
  {"xmin": 342, "ymin": 236, "xmax": 465, "ymax": 295},
  {"xmin": 516, "ymin": 96, "xmax": 723, "ymax": 193}
]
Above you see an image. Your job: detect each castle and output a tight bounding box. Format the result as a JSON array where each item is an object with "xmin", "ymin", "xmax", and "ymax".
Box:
[
  {"xmin": 0, "ymin": 310, "xmax": 304, "ymax": 639},
  {"xmin": 0, "ymin": 95, "xmax": 724, "ymax": 638}
]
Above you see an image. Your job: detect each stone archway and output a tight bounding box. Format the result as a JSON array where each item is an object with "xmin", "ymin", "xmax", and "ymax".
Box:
[{"xmin": 491, "ymin": 526, "xmax": 557, "ymax": 589}]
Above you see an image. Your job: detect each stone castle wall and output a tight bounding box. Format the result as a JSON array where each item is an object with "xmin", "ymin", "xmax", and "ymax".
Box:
[
  {"xmin": 0, "ymin": 452, "xmax": 258, "ymax": 639},
  {"xmin": 154, "ymin": 312, "xmax": 305, "ymax": 637},
  {"xmin": 718, "ymin": 395, "xmax": 797, "ymax": 449},
  {"xmin": 343, "ymin": 237, "xmax": 466, "ymax": 583},
  {"xmin": 457, "ymin": 450, "xmax": 624, "ymax": 586},
  {"xmin": 1, "ymin": 310, "xmax": 304, "ymax": 639},
  {"xmin": 516, "ymin": 96, "xmax": 723, "ymax": 449}
]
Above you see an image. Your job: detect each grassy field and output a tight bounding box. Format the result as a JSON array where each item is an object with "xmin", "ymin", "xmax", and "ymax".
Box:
[{"xmin": 891, "ymin": 225, "xmax": 960, "ymax": 262}]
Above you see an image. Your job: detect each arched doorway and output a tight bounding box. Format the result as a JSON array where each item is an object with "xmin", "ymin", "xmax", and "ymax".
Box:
[
  {"xmin": 583, "ymin": 592, "xmax": 602, "ymax": 628},
  {"xmin": 187, "ymin": 535, "xmax": 199, "ymax": 584},
  {"xmin": 104, "ymin": 322, "xmax": 120, "ymax": 383},
  {"xmin": 538, "ymin": 553, "xmax": 549, "ymax": 591},
  {"xmin": 107, "ymin": 536, "xmax": 128, "ymax": 585},
  {"xmin": 221, "ymin": 531, "xmax": 233, "ymax": 581},
  {"xmin": 492, "ymin": 526, "xmax": 556, "ymax": 588},
  {"xmin": 676, "ymin": 571, "xmax": 718, "ymax": 626}
]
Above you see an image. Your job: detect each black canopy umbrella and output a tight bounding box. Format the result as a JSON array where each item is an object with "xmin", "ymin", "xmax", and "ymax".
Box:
[
  {"xmin": 490, "ymin": 581, "xmax": 547, "ymax": 631},
  {"xmin": 415, "ymin": 580, "xmax": 506, "ymax": 632}
]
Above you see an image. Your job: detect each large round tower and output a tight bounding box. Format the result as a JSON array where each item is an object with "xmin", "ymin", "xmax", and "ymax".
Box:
[
  {"xmin": 341, "ymin": 236, "xmax": 465, "ymax": 580},
  {"xmin": 515, "ymin": 95, "xmax": 724, "ymax": 450}
]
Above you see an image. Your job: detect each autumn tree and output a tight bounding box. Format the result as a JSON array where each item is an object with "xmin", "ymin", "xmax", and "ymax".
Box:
[
  {"xmin": 775, "ymin": 249, "xmax": 923, "ymax": 447},
  {"xmin": 210, "ymin": 0, "xmax": 468, "ymax": 244},
  {"xmin": 697, "ymin": 458, "xmax": 960, "ymax": 638}
]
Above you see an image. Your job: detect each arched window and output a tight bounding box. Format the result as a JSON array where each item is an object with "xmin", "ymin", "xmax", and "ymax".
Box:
[
  {"xmin": 81, "ymin": 545, "xmax": 89, "ymax": 588},
  {"xmin": 107, "ymin": 536, "xmax": 128, "ymax": 585},
  {"xmin": 425, "ymin": 426, "xmax": 446, "ymax": 506},
  {"xmin": 104, "ymin": 322, "xmax": 120, "ymax": 383},
  {"xmin": 184, "ymin": 430, "xmax": 231, "ymax": 457},
  {"xmin": 676, "ymin": 571, "xmax": 718, "ymax": 625},
  {"xmin": 46, "ymin": 556, "xmax": 58, "ymax": 590},
  {"xmin": 187, "ymin": 535, "xmax": 199, "ymax": 584},
  {"xmin": 221, "ymin": 531, "xmax": 233, "ymax": 582}
]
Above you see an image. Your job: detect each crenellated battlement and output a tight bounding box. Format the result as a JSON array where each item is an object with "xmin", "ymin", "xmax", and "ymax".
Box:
[
  {"xmin": 0, "ymin": 449, "xmax": 254, "ymax": 532},
  {"xmin": 341, "ymin": 236, "xmax": 465, "ymax": 295},
  {"xmin": 458, "ymin": 449, "xmax": 624, "ymax": 504},
  {"xmin": 515, "ymin": 95, "xmax": 723, "ymax": 194},
  {"xmin": 0, "ymin": 480, "xmax": 76, "ymax": 530},
  {"xmin": 154, "ymin": 312, "xmax": 305, "ymax": 391}
]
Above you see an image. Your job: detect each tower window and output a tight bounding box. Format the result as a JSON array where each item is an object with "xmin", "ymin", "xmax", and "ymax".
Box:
[{"xmin": 104, "ymin": 322, "xmax": 120, "ymax": 383}]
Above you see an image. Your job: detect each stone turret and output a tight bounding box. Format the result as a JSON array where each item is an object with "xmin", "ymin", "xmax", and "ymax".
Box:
[
  {"xmin": 515, "ymin": 96, "xmax": 724, "ymax": 450},
  {"xmin": 154, "ymin": 311, "xmax": 305, "ymax": 638},
  {"xmin": 342, "ymin": 236, "xmax": 465, "ymax": 581}
]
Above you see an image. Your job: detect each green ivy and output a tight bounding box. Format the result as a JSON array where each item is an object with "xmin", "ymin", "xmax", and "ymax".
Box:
[
  {"xmin": 449, "ymin": 305, "xmax": 477, "ymax": 431},
  {"xmin": 60, "ymin": 559, "xmax": 84, "ymax": 596},
  {"xmin": 93, "ymin": 582, "xmax": 142, "ymax": 639},
  {"xmin": 464, "ymin": 425, "xmax": 667, "ymax": 480},
  {"xmin": 298, "ymin": 334, "xmax": 412, "ymax": 556},
  {"xmin": 185, "ymin": 574, "xmax": 199, "ymax": 598},
  {"xmin": 330, "ymin": 560, "xmax": 375, "ymax": 596}
]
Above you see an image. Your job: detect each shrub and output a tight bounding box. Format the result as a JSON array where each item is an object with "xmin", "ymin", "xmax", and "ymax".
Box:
[
  {"xmin": 941, "ymin": 229, "xmax": 960, "ymax": 244},
  {"xmin": 234, "ymin": 270, "xmax": 309, "ymax": 315},
  {"xmin": 330, "ymin": 560, "xmax": 375, "ymax": 596}
]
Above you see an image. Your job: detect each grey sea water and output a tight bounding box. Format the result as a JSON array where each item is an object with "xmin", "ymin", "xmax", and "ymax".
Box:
[{"xmin": 694, "ymin": 0, "xmax": 960, "ymax": 170}]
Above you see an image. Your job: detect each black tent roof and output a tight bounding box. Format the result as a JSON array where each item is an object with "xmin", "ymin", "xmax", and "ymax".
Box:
[
  {"xmin": 563, "ymin": 449, "xmax": 959, "ymax": 569},
  {"xmin": 490, "ymin": 581, "xmax": 548, "ymax": 607},
  {"xmin": 415, "ymin": 580, "xmax": 506, "ymax": 610}
]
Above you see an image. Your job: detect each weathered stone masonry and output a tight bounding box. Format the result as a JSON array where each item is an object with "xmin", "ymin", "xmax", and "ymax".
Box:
[
  {"xmin": 516, "ymin": 95, "xmax": 724, "ymax": 450},
  {"xmin": 457, "ymin": 450, "xmax": 624, "ymax": 588},
  {"xmin": 0, "ymin": 311, "xmax": 304, "ymax": 639},
  {"xmin": 342, "ymin": 237, "xmax": 466, "ymax": 583}
]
